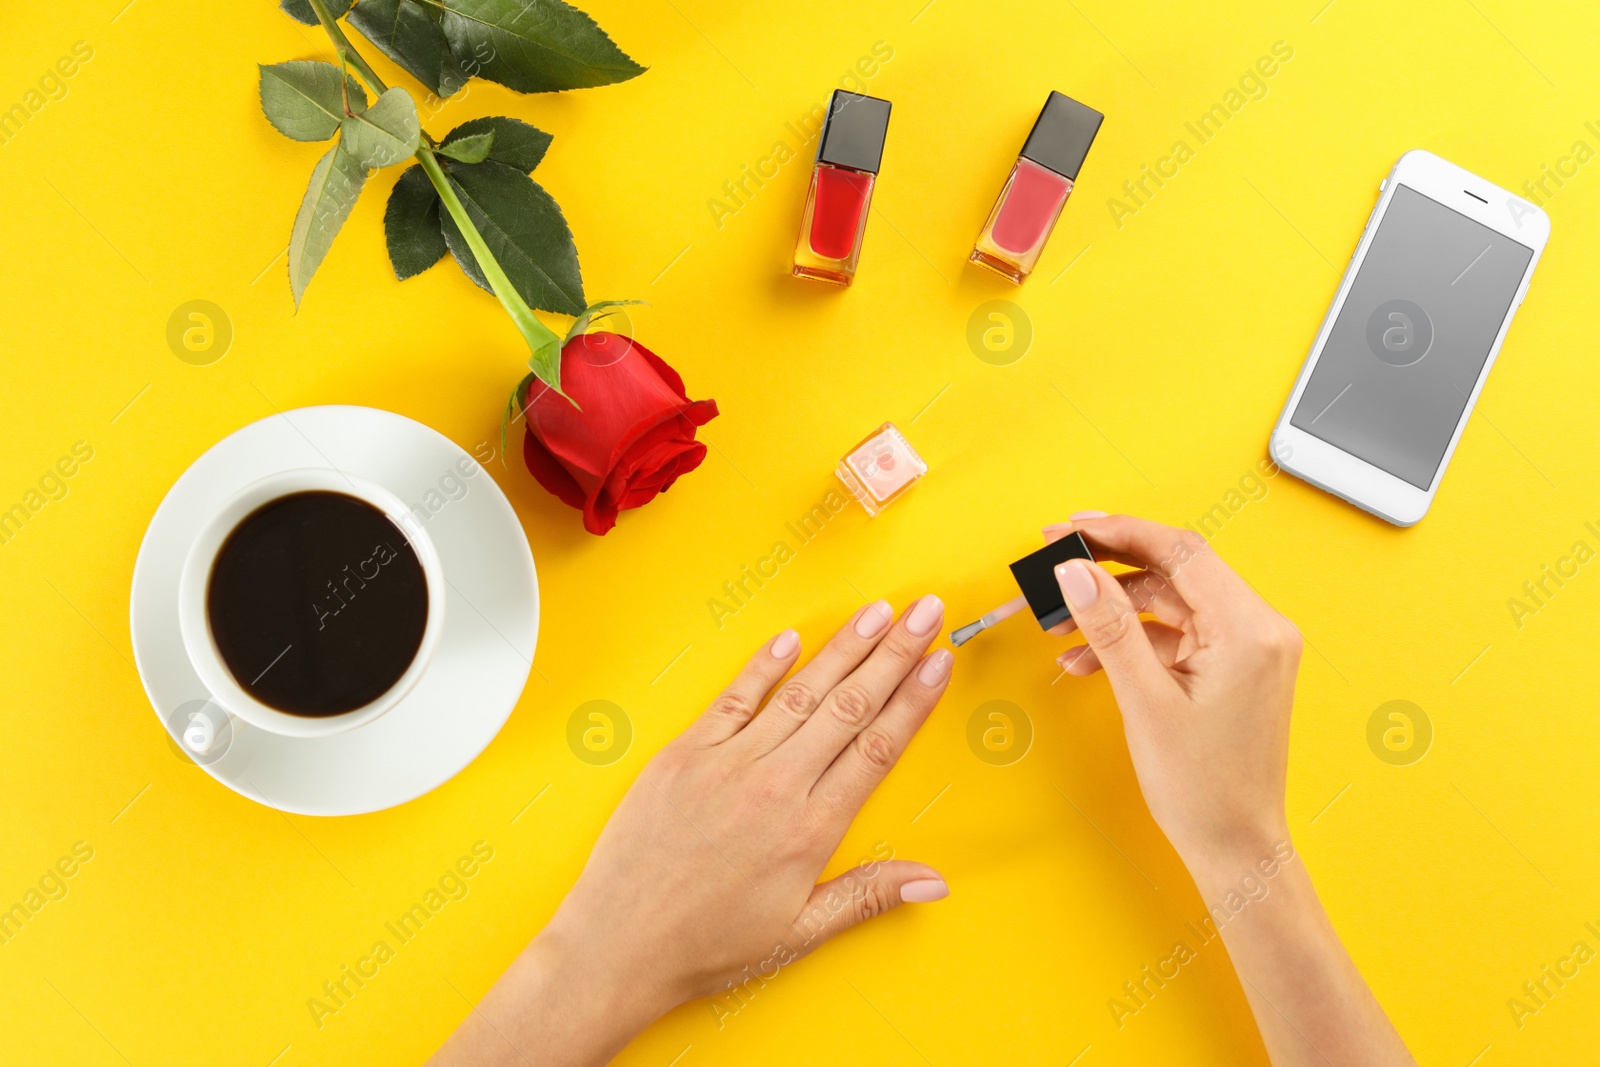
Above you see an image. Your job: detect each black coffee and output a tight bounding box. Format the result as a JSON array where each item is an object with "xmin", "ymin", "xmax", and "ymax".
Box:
[{"xmin": 207, "ymin": 491, "xmax": 429, "ymax": 716}]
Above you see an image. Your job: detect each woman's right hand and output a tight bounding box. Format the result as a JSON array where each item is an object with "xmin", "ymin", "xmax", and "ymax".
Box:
[
  {"xmin": 1048, "ymin": 513, "xmax": 1416, "ymax": 1067},
  {"xmin": 1043, "ymin": 512, "xmax": 1303, "ymax": 877}
]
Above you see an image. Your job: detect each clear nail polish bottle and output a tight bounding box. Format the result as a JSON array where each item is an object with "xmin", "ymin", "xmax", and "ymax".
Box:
[
  {"xmin": 971, "ymin": 92, "xmax": 1103, "ymax": 284},
  {"xmin": 836, "ymin": 423, "xmax": 926, "ymax": 516}
]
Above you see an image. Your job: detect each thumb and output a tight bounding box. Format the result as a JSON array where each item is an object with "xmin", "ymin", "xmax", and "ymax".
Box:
[
  {"xmin": 789, "ymin": 860, "xmax": 948, "ymax": 954},
  {"xmin": 1056, "ymin": 558, "xmax": 1169, "ymax": 693}
]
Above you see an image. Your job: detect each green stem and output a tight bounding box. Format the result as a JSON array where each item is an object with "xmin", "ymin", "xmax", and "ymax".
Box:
[
  {"xmin": 307, "ymin": 0, "xmax": 390, "ymax": 95},
  {"xmin": 416, "ymin": 147, "xmax": 565, "ymax": 384},
  {"xmin": 304, "ymin": 0, "xmax": 567, "ymax": 397}
]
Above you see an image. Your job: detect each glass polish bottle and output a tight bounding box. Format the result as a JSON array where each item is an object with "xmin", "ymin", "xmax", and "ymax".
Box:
[
  {"xmin": 971, "ymin": 92, "xmax": 1103, "ymax": 283},
  {"xmin": 793, "ymin": 90, "xmax": 892, "ymax": 286}
]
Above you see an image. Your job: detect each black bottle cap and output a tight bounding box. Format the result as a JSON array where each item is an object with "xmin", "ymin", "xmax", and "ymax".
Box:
[
  {"xmin": 1009, "ymin": 531, "xmax": 1097, "ymax": 630},
  {"xmin": 1019, "ymin": 91, "xmax": 1103, "ymax": 180},
  {"xmin": 816, "ymin": 90, "xmax": 891, "ymax": 174}
]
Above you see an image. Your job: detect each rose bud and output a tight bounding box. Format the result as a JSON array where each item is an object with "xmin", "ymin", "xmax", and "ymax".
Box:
[{"xmin": 520, "ymin": 331, "xmax": 719, "ymax": 535}]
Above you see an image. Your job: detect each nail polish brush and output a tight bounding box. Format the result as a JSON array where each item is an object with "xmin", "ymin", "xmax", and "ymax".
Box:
[
  {"xmin": 950, "ymin": 531, "xmax": 1096, "ymax": 646},
  {"xmin": 950, "ymin": 596, "xmax": 1027, "ymax": 646}
]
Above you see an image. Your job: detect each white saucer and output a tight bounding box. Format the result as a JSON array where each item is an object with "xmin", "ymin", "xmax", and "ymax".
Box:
[{"xmin": 130, "ymin": 406, "xmax": 538, "ymax": 816}]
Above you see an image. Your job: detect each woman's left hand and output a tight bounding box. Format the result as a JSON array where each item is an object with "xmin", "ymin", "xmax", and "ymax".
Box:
[{"xmin": 432, "ymin": 596, "xmax": 953, "ymax": 1066}]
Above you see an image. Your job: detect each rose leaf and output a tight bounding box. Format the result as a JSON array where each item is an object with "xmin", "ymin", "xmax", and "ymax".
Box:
[
  {"xmin": 437, "ymin": 0, "xmax": 645, "ymax": 94},
  {"xmin": 438, "ymin": 159, "xmax": 585, "ymax": 316},
  {"xmin": 258, "ymin": 61, "xmax": 366, "ymax": 142},
  {"xmin": 443, "ymin": 116, "xmax": 550, "ymax": 171},
  {"xmin": 435, "ymin": 131, "xmax": 494, "ymax": 163},
  {"xmin": 347, "ymin": 0, "xmax": 469, "ymax": 98},
  {"xmin": 289, "ymin": 141, "xmax": 369, "ymax": 305},
  {"xmin": 280, "ymin": 0, "xmax": 353, "ymax": 25},
  {"xmin": 339, "ymin": 87, "xmax": 420, "ymax": 169},
  {"xmin": 384, "ymin": 165, "xmax": 448, "ymax": 280}
]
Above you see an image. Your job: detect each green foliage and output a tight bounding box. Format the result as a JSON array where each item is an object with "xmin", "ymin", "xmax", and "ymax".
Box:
[
  {"xmin": 259, "ymin": 61, "xmax": 365, "ymax": 141},
  {"xmin": 289, "ymin": 143, "xmax": 368, "ymax": 305},
  {"xmin": 436, "ymin": 131, "xmax": 493, "ymax": 163},
  {"xmin": 443, "ymin": 116, "xmax": 550, "ymax": 171},
  {"xmin": 383, "ymin": 165, "xmax": 448, "ymax": 279},
  {"xmin": 434, "ymin": 0, "xmax": 646, "ymax": 94},
  {"xmin": 281, "ymin": 0, "xmax": 352, "ymax": 25},
  {"xmin": 347, "ymin": 0, "xmax": 468, "ymax": 97},
  {"xmin": 340, "ymin": 87, "xmax": 420, "ymax": 168},
  {"xmin": 265, "ymin": 0, "xmax": 643, "ymax": 393},
  {"xmin": 439, "ymin": 160, "xmax": 585, "ymax": 316}
]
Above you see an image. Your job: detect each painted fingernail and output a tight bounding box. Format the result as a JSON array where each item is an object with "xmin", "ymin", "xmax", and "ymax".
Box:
[
  {"xmin": 855, "ymin": 600, "xmax": 893, "ymax": 638},
  {"xmin": 900, "ymin": 879, "xmax": 950, "ymax": 904},
  {"xmin": 769, "ymin": 629, "xmax": 800, "ymax": 659},
  {"xmin": 1070, "ymin": 510, "xmax": 1108, "ymax": 520},
  {"xmin": 917, "ymin": 648, "xmax": 953, "ymax": 686},
  {"xmin": 905, "ymin": 595, "xmax": 944, "ymax": 636},
  {"xmin": 1057, "ymin": 559, "xmax": 1099, "ymax": 609},
  {"xmin": 1057, "ymin": 648, "xmax": 1089, "ymax": 671}
]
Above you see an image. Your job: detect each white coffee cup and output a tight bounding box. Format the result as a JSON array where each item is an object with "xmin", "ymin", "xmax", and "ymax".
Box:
[{"xmin": 177, "ymin": 468, "xmax": 445, "ymax": 739}]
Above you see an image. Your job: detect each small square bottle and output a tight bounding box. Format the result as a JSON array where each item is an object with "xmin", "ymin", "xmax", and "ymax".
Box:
[
  {"xmin": 971, "ymin": 92, "xmax": 1103, "ymax": 284},
  {"xmin": 836, "ymin": 423, "xmax": 926, "ymax": 516},
  {"xmin": 793, "ymin": 91, "xmax": 892, "ymax": 286}
]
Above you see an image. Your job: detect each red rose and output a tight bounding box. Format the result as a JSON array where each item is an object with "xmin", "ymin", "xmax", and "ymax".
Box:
[{"xmin": 521, "ymin": 332, "xmax": 719, "ymax": 535}]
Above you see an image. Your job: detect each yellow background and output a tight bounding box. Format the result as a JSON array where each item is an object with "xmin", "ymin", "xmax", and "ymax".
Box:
[{"xmin": 3, "ymin": 0, "xmax": 1598, "ymax": 1063}]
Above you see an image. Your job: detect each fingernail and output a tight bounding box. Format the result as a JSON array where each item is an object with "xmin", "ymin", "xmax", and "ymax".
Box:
[
  {"xmin": 900, "ymin": 879, "xmax": 949, "ymax": 904},
  {"xmin": 1070, "ymin": 510, "xmax": 1108, "ymax": 520},
  {"xmin": 769, "ymin": 629, "xmax": 800, "ymax": 659},
  {"xmin": 855, "ymin": 600, "xmax": 893, "ymax": 638},
  {"xmin": 905, "ymin": 595, "xmax": 944, "ymax": 636},
  {"xmin": 1057, "ymin": 559, "xmax": 1100, "ymax": 609},
  {"xmin": 917, "ymin": 648, "xmax": 953, "ymax": 686}
]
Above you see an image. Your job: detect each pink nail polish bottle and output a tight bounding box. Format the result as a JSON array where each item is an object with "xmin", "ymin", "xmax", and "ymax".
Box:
[
  {"xmin": 836, "ymin": 423, "xmax": 926, "ymax": 516},
  {"xmin": 970, "ymin": 92, "xmax": 1103, "ymax": 284}
]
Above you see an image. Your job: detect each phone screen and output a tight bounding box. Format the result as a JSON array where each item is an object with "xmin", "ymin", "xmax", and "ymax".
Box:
[{"xmin": 1290, "ymin": 185, "xmax": 1533, "ymax": 489}]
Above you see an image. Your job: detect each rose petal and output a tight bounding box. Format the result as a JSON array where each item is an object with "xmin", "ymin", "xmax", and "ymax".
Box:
[
  {"xmin": 630, "ymin": 339, "xmax": 690, "ymax": 400},
  {"xmin": 522, "ymin": 332, "xmax": 719, "ymax": 536},
  {"xmin": 523, "ymin": 425, "xmax": 587, "ymax": 510}
]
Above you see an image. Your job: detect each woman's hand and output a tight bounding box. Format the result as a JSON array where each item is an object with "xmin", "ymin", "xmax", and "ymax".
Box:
[
  {"xmin": 1043, "ymin": 512, "xmax": 1301, "ymax": 875},
  {"xmin": 1048, "ymin": 511, "xmax": 1415, "ymax": 1067},
  {"xmin": 431, "ymin": 597, "xmax": 954, "ymax": 1067}
]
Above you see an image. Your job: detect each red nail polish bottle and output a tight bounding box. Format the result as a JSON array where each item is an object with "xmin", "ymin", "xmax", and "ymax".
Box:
[
  {"xmin": 793, "ymin": 91, "xmax": 892, "ymax": 287},
  {"xmin": 971, "ymin": 92, "xmax": 1103, "ymax": 284}
]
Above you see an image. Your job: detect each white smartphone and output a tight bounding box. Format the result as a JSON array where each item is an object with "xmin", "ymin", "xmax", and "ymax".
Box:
[{"xmin": 1269, "ymin": 150, "xmax": 1549, "ymax": 526}]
